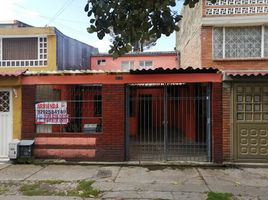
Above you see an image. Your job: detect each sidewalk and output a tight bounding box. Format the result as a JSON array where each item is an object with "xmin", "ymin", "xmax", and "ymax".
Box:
[{"xmin": 0, "ymin": 163, "xmax": 268, "ymax": 199}]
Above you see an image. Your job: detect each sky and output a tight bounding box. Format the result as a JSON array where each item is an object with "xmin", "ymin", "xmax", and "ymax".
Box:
[{"xmin": 0, "ymin": 0, "xmax": 183, "ymax": 53}]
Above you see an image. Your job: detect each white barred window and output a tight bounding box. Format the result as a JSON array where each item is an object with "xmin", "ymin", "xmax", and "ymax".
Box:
[
  {"xmin": 0, "ymin": 36, "xmax": 48, "ymax": 67},
  {"xmin": 206, "ymin": 6, "xmax": 268, "ymax": 15},
  {"xmin": 206, "ymin": 0, "xmax": 268, "ymax": 6},
  {"xmin": 213, "ymin": 26, "xmax": 268, "ymax": 59},
  {"xmin": 213, "ymin": 28, "xmax": 224, "ymax": 58},
  {"xmin": 265, "ymin": 27, "xmax": 268, "ymax": 56},
  {"xmin": 206, "ymin": 0, "xmax": 268, "ymax": 15}
]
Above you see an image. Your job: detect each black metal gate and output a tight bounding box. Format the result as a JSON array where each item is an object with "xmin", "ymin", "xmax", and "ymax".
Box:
[{"xmin": 126, "ymin": 83, "xmax": 211, "ymax": 161}]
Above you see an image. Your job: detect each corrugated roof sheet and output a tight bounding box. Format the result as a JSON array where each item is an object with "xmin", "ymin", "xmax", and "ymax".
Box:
[
  {"xmin": 92, "ymin": 51, "xmax": 177, "ymax": 57},
  {"xmin": 24, "ymin": 69, "xmax": 130, "ymax": 75},
  {"xmin": 224, "ymin": 70, "xmax": 268, "ymax": 77},
  {"xmin": 24, "ymin": 67, "xmax": 219, "ymax": 76},
  {"xmin": 131, "ymin": 67, "xmax": 219, "ymax": 74},
  {"xmin": 0, "ymin": 70, "xmax": 27, "ymax": 77}
]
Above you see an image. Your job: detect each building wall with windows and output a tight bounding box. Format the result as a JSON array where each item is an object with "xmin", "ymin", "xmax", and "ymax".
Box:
[
  {"xmin": 21, "ymin": 82, "xmax": 125, "ymax": 161},
  {"xmin": 90, "ymin": 52, "xmax": 179, "ymax": 71},
  {"xmin": 177, "ymin": 0, "xmax": 268, "ymax": 163},
  {"xmin": 201, "ymin": 26, "xmax": 268, "ymax": 70},
  {"xmin": 0, "ymin": 21, "xmax": 98, "ymax": 160},
  {"xmin": 177, "ymin": 0, "xmax": 268, "ymax": 69},
  {"xmin": 0, "ymin": 27, "xmax": 56, "ymax": 72},
  {"xmin": 0, "ymin": 21, "xmax": 98, "ymax": 72}
]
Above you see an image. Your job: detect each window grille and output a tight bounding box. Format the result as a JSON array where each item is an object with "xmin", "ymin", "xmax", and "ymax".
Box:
[
  {"xmin": 94, "ymin": 95, "xmax": 102, "ymax": 117},
  {"xmin": 34, "ymin": 85, "xmax": 102, "ymax": 133},
  {"xmin": 213, "ymin": 28, "xmax": 224, "ymax": 59},
  {"xmin": 206, "ymin": 7, "xmax": 268, "ymax": 15},
  {"xmin": 206, "ymin": 0, "xmax": 268, "ymax": 6},
  {"xmin": 0, "ymin": 91, "xmax": 10, "ymax": 112},
  {"xmin": 39, "ymin": 37, "xmax": 48, "ymax": 66},
  {"xmin": 206, "ymin": 0, "xmax": 268, "ymax": 15},
  {"xmin": 225, "ymin": 27, "xmax": 261, "ymax": 58},
  {"xmin": 213, "ymin": 26, "xmax": 266, "ymax": 59},
  {"xmin": 265, "ymin": 27, "xmax": 268, "ymax": 57}
]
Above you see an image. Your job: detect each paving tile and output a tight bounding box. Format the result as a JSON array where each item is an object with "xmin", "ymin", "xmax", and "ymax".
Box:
[{"xmin": 0, "ymin": 164, "xmax": 43, "ymax": 181}]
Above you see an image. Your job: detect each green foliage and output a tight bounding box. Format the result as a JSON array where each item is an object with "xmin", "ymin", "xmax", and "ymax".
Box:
[
  {"xmin": 19, "ymin": 182, "xmax": 55, "ymax": 196},
  {"xmin": 19, "ymin": 179, "xmax": 100, "ymax": 198},
  {"xmin": 0, "ymin": 187, "xmax": 8, "ymax": 195},
  {"xmin": 85, "ymin": 0, "xmax": 216, "ymax": 57},
  {"xmin": 16, "ymin": 157, "xmax": 35, "ymax": 164},
  {"xmin": 66, "ymin": 180, "xmax": 99, "ymax": 198},
  {"xmin": 75, "ymin": 180, "xmax": 100, "ymax": 197},
  {"xmin": 207, "ymin": 192, "xmax": 233, "ymax": 200}
]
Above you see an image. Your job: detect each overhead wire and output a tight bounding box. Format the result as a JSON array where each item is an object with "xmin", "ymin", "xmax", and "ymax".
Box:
[
  {"xmin": 46, "ymin": 0, "xmax": 75, "ymax": 25},
  {"xmin": 13, "ymin": 2, "xmax": 89, "ymax": 25}
]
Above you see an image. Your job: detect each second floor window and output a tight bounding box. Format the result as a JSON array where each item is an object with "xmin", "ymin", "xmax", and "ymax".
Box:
[
  {"xmin": 97, "ymin": 59, "xmax": 106, "ymax": 66},
  {"xmin": 213, "ymin": 26, "xmax": 268, "ymax": 59},
  {"xmin": 139, "ymin": 60, "xmax": 153, "ymax": 68},
  {"xmin": 121, "ymin": 61, "xmax": 134, "ymax": 71},
  {"xmin": 3, "ymin": 38, "xmax": 38, "ymax": 60},
  {"xmin": 0, "ymin": 36, "xmax": 48, "ymax": 67}
]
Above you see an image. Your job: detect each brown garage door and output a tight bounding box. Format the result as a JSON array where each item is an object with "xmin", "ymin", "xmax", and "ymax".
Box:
[{"xmin": 234, "ymin": 84, "xmax": 268, "ymax": 162}]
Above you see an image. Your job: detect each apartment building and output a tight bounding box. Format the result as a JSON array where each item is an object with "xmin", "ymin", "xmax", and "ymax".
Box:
[{"xmin": 177, "ymin": 0, "xmax": 268, "ymax": 163}]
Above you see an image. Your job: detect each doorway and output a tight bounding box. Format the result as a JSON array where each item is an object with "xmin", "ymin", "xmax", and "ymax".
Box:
[
  {"xmin": 126, "ymin": 83, "xmax": 211, "ymax": 161},
  {"xmin": 0, "ymin": 89, "xmax": 13, "ymax": 160}
]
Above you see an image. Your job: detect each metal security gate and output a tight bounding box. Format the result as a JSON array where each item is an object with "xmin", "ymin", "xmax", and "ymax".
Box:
[
  {"xmin": 234, "ymin": 84, "xmax": 268, "ymax": 162},
  {"xmin": 126, "ymin": 83, "xmax": 211, "ymax": 161},
  {"xmin": 0, "ymin": 89, "xmax": 12, "ymax": 160}
]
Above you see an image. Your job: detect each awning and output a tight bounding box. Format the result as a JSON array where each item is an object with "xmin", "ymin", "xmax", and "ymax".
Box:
[
  {"xmin": 225, "ymin": 71, "xmax": 268, "ymax": 77},
  {"xmin": 0, "ymin": 70, "xmax": 27, "ymax": 77},
  {"xmin": 22, "ymin": 67, "xmax": 221, "ymax": 85},
  {"xmin": 131, "ymin": 67, "xmax": 219, "ymax": 74}
]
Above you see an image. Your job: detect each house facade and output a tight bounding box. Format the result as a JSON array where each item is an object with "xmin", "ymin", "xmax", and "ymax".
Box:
[
  {"xmin": 20, "ymin": 68, "xmax": 222, "ymax": 162},
  {"xmin": 16, "ymin": 50, "xmax": 222, "ymax": 163},
  {"xmin": 0, "ymin": 20, "xmax": 98, "ymax": 160},
  {"xmin": 177, "ymin": 0, "xmax": 268, "ymax": 162},
  {"xmin": 90, "ymin": 51, "xmax": 179, "ymax": 71}
]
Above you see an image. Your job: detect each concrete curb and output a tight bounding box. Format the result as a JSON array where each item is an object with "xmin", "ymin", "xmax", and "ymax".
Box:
[
  {"xmin": 6, "ymin": 159, "xmax": 268, "ymax": 168},
  {"xmin": 26, "ymin": 159, "xmax": 227, "ymax": 168}
]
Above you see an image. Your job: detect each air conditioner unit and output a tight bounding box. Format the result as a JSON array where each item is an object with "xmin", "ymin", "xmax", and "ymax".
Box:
[{"xmin": 8, "ymin": 140, "xmax": 20, "ymax": 159}]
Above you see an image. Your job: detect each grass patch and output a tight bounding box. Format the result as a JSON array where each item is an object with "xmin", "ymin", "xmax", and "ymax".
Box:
[
  {"xmin": 207, "ymin": 192, "xmax": 233, "ymax": 200},
  {"xmin": 41, "ymin": 180, "xmax": 65, "ymax": 184},
  {"xmin": 67, "ymin": 180, "xmax": 100, "ymax": 198},
  {"xmin": 19, "ymin": 183, "xmax": 54, "ymax": 196},
  {"xmin": 19, "ymin": 179, "xmax": 100, "ymax": 198},
  {"xmin": 0, "ymin": 188, "xmax": 8, "ymax": 195},
  {"xmin": 16, "ymin": 157, "xmax": 35, "ymax": 164},
  {"xmin": 19, "ymin": 180, "xmax": 65, "ymax": 196}
]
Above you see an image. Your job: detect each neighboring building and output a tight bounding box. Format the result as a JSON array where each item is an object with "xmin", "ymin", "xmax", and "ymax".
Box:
[
  {"xmin": 177, "ymin": 0, "xmax": 268, "ymax": 163},
  {"xmin": 90, "ymin": 51, "xmax": 179, "ymax": 71},
  {"xmin": 0, "ymin": 20, "xmax": 98, "ymax": 160},
  {"xmin": 0, "ymin": 20, "xmax": 98, "ymax": 72}
]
